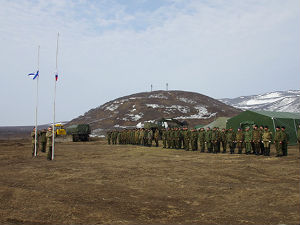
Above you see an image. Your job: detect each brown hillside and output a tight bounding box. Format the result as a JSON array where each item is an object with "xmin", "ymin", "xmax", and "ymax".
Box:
[{"xmin": 67, "ymin": 90, "xmax": 241, "ymax": 131}]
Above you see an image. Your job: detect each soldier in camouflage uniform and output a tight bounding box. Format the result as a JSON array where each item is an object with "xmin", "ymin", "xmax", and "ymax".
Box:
[
  {"xmin": 220, "ymin": 128, "xmax": 227, "ymax": 153},
  {"xmin": 154, "ymin": 129, "xmax": 160, "ymax": 147},
  {"xmin": 252, "ymin": 125, "xmax": 261, "ymax": 155},
  {"xmin": 46, "ymin": 126, "xmax": 53, "ymax": 160},
  {"xmin": 167, "ymin": 128, "xmax": 172, "ymax": 148},
  {"xmin": 183, "ymin": 128, "xmax": 191, "ymax": 151},
  {"xmin": 281, "ymin": 126, "xmax": 289, "ymax": 156},
  {"xmin": 107, "ymin": 131, "xmax": 112, "ymax": 145},
  {"xmin": 244, "ymin": 127, "xmax": 252, "ymax": 154},
  {"xmin": 274, "ymin": 126, "xmax": 282, "ymax": 157},
  {"xmin": 40, "ymin": 129, "xmax": 47, "ymax": 153},
  {"xmin": 205, "ymin": 127, "xmax": 212, "ymax": 153},
  {"xmin": 191, "ymin": 129, "xmax": 198, "ymax": 151},
  {"xmin": 211, "ymin": 127, "xmax": 220, "ymax": 154},
  {"xmin": 226, "ymin": 128, "xmax": 235, "ymax": 154},
  {"xmin": 236, "ymin": 128, "xmax": 244, "ymax": 154},
  {"xmin": 162, "ymin": 129, "xmax": 167, "ymax": 148},
  {"xmin": 262, "ymin": 126, "xmax": 272, "ymax": 156},
  {"xmin": 259, "ymin": 125, "xmax": 265, "ymax": 155},
  {"xmin": 178, "ymin": 128, "xmax": 184, "ymax": 149},
  {"xmin": 31, "ymin": 127, "xmax": 40, "ymax": 156},
  {"xmin": 198, "ymin": 128, "xmax": 206, "ymax": 152}
]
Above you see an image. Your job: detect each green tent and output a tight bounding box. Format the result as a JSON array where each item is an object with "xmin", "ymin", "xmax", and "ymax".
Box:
[
  {"xmin": 226, "ymin": 110, "xmax": 300, "ymax": 145},
  {"xmin": 204, "ymin": 117, "xmax": 230, "ymax": 129}
]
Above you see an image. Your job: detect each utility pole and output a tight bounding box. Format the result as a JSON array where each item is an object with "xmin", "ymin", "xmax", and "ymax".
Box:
[
  {"xmin": 151, "ymin": 84, "xmax": 153, "ymax": 92},
  {"xmin": 166, "ymin": 83, "xmax": 168, "ymax": 91}
]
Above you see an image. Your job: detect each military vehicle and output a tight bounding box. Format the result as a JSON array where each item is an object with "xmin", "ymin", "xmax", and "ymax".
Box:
[{"xmin": 66, "ymin": 124, "xmax": 91, "ymax": 142}]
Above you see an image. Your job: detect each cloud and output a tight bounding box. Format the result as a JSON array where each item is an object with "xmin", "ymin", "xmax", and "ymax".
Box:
[{"xmin": 0, "ymin": 0, "xmax": 299, "ymax": 125}]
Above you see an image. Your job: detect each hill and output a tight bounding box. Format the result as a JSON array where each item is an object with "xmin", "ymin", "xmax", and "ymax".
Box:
[
  {"xmin": 67, "ymin": 90, "xmax": 241, "ymax": 131},
  {"xmin": 220, "ymin": 90, "xmax": 300, "ymax": 112}
]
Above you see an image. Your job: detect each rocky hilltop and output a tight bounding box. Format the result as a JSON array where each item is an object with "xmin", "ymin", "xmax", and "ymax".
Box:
[{"xmin": 67, "ymin": 90, "xmax": 241, "ymax": 131}]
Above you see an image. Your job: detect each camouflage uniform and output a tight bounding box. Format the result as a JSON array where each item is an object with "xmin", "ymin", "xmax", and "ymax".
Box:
[
  {"xmin": 274, "ymin": 128, "xmax": 282, "ymax": 157},
  {"xmin": 211, "ymin": 128, "xmax": 220, "ymax": 154},
  {"xmin": 40, "ymin": 129, "xmax": 47, "ymax": 153},
  {"xmin": 31, "ymin": 129, "xmax": 40, "ymax": 156},
  {"xmin": 46, "ymin": 128, "xmax": 53, "ymax": 160},
  {"xmin": 226, "ymin": 129, "xmax": 235, "ymax": 154},
  {"xmin": 183, "ymin": 129, "xmax": 191, "ymax": 151},
  {"xmin": 107, "ymin": 131, "xmax": 112, "ymax": 145},
  {"xmin": 259, "ymin": 126, "xmax": 265, "ymax": 155},
  {"xmin": 220, "ymin": 129, "xmax": 227, "ymax": 153},
  {"xmin": 252, "ymin": 127, "xmax": 261, "ymax": 155},
  {"xmin": 154, "ymin": 129, "xmax": 159, "ymax": 147},
  {"xmin": 205, "ymin": 128, "xmax": 212, "ymax": 153},
  {"xmin": 244, "ymin": 128, "xmax": 252, "ymax": 154},
  {"xmin": 262, "ymin": 128, "xmax": 272, "ymax": 156},
  {"xmin": 235, "ymin": 129, "xmax": 244, "ymax": 154},
  {"xmin": 162, "ymin": 129, "xmax": 167, "ymax": 148},
  {"xmin": 190, "ymin": 129, "xmax": 198, "ymax": 151},
  {"xmin": 198, "ymin": 128, "xmax": 206, "ymax": 152},
  {"xmin": 281, "ymin": 128, "xmax": 288, "ymax": 156}
]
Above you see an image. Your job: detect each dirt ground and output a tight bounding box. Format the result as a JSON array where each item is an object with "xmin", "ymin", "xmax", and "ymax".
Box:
[{"xmin": 0, "ymin": 139, "xmax": 299, "ymax": 225}]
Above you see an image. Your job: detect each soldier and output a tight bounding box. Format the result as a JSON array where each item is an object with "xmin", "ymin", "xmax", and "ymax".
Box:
[
  {"xmin": 211, "ymin": 127, "xmax": 219, "ymax": 154},
  {"xmin": 178, "ymin": 128, "xmax": 184, "ymax": 149},
  {"xmin": 167, "ymin": 128, "xmax": 172, "ymax": 148},
  {"xmin": 198, "ymin": 128, "xmax": 206, "ymax": 152},
  {"xmin": 46, "ymin": 126, "xmax": 53, "ymax": 160},
  {"xmin": 262, "ymin": 126, "xmax": 272, "ymax": 156},
  {"xmin": 183, "ymin": 128, "xmax": 191, "ymax": 151},
  {"xmin": 216, "ymin": 127, "xmax": 221, "ymax": 153},
  {"xmin": 226, "ymin": 128, "xmax": 235, "ymax": 154},
  {"xmin": 40, "ymin": 129, "xmax": 47, "ymax": 153},
  {"xmin": 274, "ymin": 126, "xmax": 282, "ymax": 157},
  {"xmin": 236, "ymin": 128, "xmax": 244, "ymax": 154},
  {"xmin": 297, "ymin": 125, "xmax": 300, "ymax": 152},
  {"xmin": 31, "ymin": 127, "xmax": 40, "ymax": 156},
  {"xmin": 147, "ymin": 129, "xmax": 153, "ymax": 147},
  {"xmin": 191, "ymin": 129, "xmax": 198, "ymax": 151},
  {"xmin": 220, "ymin": 128, "xmax": 227, "ymax": 153},
  {"xmin": 244, "ymin": 127, "xmax": 252, "ymax": 155},
  {"xmin": 252, "ymin": 125, "xmax": 261, "ymax": 155},
  {"xmin": 205, "ymin": 127, "xmax": 212, "ymax": 153},
  {"xmin": 259, "ymin": 125, "xmax": 265, "ymax": 155},
  {"xmin": 107, "ymin": 131, "xmax": 112, "ymax": 145},
  {"xmin": 281, "ymin": 126, "xmax": 289, "ymax": 156},
  {"xmin": 162, "ymin": 128, "xmax": 167, "ymax": 148},
  {"xmin": 154, "ymin": 129, "xmax": 160, "ymax": 147}
]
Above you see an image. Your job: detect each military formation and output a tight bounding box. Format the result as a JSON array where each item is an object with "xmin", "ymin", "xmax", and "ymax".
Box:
[
  {"xmin": 31, "ymin": 126, "xmax": 53, "ymax": 160},
  {"xmin": 107, "ymin": 124, "xmax": 292, "ymax": 157}
]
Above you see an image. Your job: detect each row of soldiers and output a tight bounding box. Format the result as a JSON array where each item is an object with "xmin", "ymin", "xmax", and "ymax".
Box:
[
  {"xmin": 107, "ymin": 125, "xmax": 291, "ymax": 157},
  {"xmin": 31, "ymin": 126, "xmax": 53, "ymax": 160}
]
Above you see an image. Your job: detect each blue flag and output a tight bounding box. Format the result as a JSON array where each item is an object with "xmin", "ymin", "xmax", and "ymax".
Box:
[{"xmin": 28, "ymin": 70, "xmax": 39, "ymax": 80}]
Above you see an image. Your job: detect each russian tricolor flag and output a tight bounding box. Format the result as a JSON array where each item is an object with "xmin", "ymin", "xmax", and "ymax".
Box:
[{"xmin": 55, "ymin": 73, "xmax": 58, "ymax": 81}]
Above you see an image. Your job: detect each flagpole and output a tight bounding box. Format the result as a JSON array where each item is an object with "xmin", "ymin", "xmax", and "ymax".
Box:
[
  {"xmin": 34, "ymin": 45, "xmax": 40, "ymax": 157},
  {"xmin": 52, "ymin": 33, "xmax": 59, "ymax": 160}
]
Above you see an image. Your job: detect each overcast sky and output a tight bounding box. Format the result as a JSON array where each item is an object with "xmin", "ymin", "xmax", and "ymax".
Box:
[{"xmin": 0, "ymin": 0, "xmax": 299, "ymax": 126}]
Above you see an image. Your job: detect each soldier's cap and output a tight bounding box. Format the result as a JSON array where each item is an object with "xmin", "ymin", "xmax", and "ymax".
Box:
[
  {"xmin": 238, "ymin": 127, "xmax": 241, "ymax": 130},
  {"xmin": 254, "ymin": 125, "xmax": 258, "ymax": 128},
  {"xmin": 260, "ymin": 125, "xmax": 264, "ymax": 128},
  {"xmin": 276, "ymin": 126, "xmax": 280, "ymax": 129},
  {"xmin": 281, "ymin": 126, "xmax": 285, "ymax": 129},
  {"xmin": 265, "ymin": 126, "xmax": 268, "ymax": 129}
]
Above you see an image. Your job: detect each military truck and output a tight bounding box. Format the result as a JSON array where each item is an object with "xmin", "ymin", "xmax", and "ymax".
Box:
[{"xmin": 66, "ymin": 124, "xmax": 91, "ymax": 142}]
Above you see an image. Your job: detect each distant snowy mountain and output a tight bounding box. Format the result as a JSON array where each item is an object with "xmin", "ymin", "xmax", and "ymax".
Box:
[{"xmin": 220, "ymin": 90, "xmax": 300, "ymax": 112}]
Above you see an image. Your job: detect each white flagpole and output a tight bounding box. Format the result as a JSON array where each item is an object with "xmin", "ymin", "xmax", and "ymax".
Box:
[
  {"xmin": 34, "ymin": 45, "xmax": 40, "ymax": 157},
  {"xmin": 52, "ymin": 33, "xmax": 59, "ymax": 160}
]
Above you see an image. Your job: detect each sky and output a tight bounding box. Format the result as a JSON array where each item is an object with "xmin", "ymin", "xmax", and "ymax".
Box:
[{"xmin": 0, "ymin": 0, "xmax": 299, "ymax": 126}]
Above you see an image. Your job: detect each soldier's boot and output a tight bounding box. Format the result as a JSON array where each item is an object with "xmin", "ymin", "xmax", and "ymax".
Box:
[{"xmin": 230, "ymin": 148, "xmax": 234, "ymax": 154}]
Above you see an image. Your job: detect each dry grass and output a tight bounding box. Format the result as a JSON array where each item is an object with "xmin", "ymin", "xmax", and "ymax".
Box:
[{"xmin": 0, "ymin": 139, "xmax": 299, "ymax": 224}]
